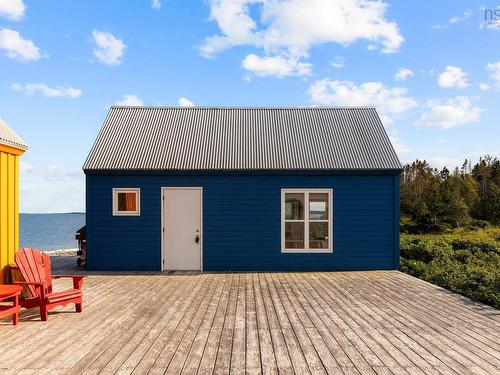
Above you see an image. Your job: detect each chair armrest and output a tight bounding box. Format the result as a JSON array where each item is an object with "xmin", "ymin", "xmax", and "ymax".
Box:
[
  {"xmin": 14, "ymin": 281, "xmax": 45, "ymax": 286},
  {"xmin": 53, "ymin": 275, "xmax": 85, "ymax": 289},
  {"xmin": 52, "ymin": 275, "xmax": 85, "ymax": 279},
  {"xmin": 14, "ymin": 281, "xmax": 45, "ymax": 299}
]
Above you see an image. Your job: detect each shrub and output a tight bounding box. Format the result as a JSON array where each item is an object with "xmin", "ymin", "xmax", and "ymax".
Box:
[
  {"xmin": 465, "ymin": 219, "xmax": 490, "ymax": 231},
  {"xmin": 400, "ymin": 233, "xmax": 500, "ymax": 309}
]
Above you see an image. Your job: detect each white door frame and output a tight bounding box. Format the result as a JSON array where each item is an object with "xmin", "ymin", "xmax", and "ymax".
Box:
[{"xmin": 161, "ymin": 187, "xmax": 203, "ymax": 271}]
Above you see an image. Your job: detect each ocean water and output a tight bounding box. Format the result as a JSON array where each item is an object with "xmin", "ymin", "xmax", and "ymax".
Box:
[{"xmin": 20, "ymin": 213, "xmax": 85, "ymax": 251}]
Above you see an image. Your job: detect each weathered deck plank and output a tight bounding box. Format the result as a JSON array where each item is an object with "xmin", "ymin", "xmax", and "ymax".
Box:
[
  {"xmin": 346, "ymin": 272, "xmax": 498, "ymax": 374},
  {"xmin": 1, "ymin": 259, "xmax": 499, "ymax": 375},
  {"xmin": 196, "ymin": 274, "xmax": 233, "ymax": 374}
]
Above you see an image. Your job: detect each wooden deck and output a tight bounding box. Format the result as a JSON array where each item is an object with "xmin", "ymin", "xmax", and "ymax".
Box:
[{"xmin": 0, "ymin": 256, "xmax": 499, "ymax": 374}]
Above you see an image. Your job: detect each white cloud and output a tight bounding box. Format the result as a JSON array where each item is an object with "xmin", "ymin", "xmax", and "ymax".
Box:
[
  {"xmin": 388, "ymin": 131, "xmax": 411, "ymax": 155},
  {"xmin": 91, "ymin": 30, "xmax": 126, "ymax": 65},
  {"xmin": 486, "ymin": 61, "xmax": 500, "ymax": 85},
  {"xmin": 20, "ymin": 162, "xmax": 82, "ymax": 180},
  {"xmin": 450, "ymin": 9, "xmax": 473, "ymax": 24},
  {"xmin": 242, "ymin": 54, "xmax": 311, "ymax": 77},
  {"xmin": 20, "ymin": 162, "xmax": 84, "ymax": 213},
  {"xmin": 11, "ymin": 83, "xmax": 81, "ymax": 98},
  {"xmin": 479, "ymin": 83, "xmax": 490, "ymax": 91},
  {"xmin": 433, "ymin": 9, "xmax": 473, "ymax": 29},
  {"xmin": 394, "ymin": 67, "xmax": 413, "ymax": 81},
  {"xmin": 120, "ymin": 96, "xmax": 195, "ymax": 107},
  {"xmin": 416, "ymin": 96, "xmax": 482, "ymax": 129},
  {"xmin": 486, "ymin": 19, "xmax": 500, "ymax": 30},
  {"xmin": 427, "ymin": 157, "xmax": 463, "ymax": 170},
  {"xmin": 476, "ymin": 62, "xmax": 500, "ymax": 90},
  {"xmin": 151, "ymin": 0, "xmax": 161, "ymax": 10},
  {"xmin": 0, "ymin": 0, "xmax": 25, "ymax": 20},
  {"xmin": 0, "ymin": 28, "xmax": 40, "ymax": 62},
  {"xmin": 330, "ymin": 56, "xmax": 345, "ymax": 69},
  {"xmin": 114, "ymin": 94, "xmax": 144, "ymax": 106},
  {"xmin": 200, "ymin": 0, "xmax": 403, "ymax": 74},
  {"xmin": 437, "ymin": 65, "xmax": 469, "ymax": 88},
  {"xmin": 178, "ymin": 97, "xmax": 195, "ymax": 107},
  {"xmin": 467, "ymin": 150, "xmax": 500, "ymax": 159},
  {"xmin": 308, "ymin": 79, "xmax": 417, "ymax": 125}
]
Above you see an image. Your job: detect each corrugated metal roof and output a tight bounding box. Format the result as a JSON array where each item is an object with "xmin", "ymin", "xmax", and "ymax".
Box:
[
  {"xmin": 83, "ymin": 106, "xmax": 401, "ymax": 172},
  {"xmin": 0, "ymin": 117, "xmax": 28, "ymax": 150}
]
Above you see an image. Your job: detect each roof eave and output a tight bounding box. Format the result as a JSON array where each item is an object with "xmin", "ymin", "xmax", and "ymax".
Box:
[
  {"xmin": 83, "ymin": 168, "xmax": 402, "ymax": 175},
  {"xmin": 0, "ymin": 140, "xmax": 28, "ymax": 155}
]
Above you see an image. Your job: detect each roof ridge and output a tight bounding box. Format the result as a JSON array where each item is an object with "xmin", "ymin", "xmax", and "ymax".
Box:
[{"xmin": 109, "ymin": 105, "xmax": 377, "ymax": 110}]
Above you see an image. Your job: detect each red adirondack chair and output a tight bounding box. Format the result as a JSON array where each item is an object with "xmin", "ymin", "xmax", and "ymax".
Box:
[{"xmin": 14, "ymin": 248, "xmax": 85, "ymax": 321}]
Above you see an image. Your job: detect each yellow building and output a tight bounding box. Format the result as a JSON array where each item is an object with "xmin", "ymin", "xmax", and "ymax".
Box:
[{"xmin": 0, "ymin": 118, "xmax": 27, "ymax": 283}]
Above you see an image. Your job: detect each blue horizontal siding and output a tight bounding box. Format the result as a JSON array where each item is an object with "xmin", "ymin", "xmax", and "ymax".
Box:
[{"xmin": 86, "ymin": 173, "xmax": 399, "ymax": 271}]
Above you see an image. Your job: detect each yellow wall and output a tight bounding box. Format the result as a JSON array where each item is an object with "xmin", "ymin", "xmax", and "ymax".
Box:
[{"xmin": 0, "ymin": 147, "xmax": 21, "ymax": 283}]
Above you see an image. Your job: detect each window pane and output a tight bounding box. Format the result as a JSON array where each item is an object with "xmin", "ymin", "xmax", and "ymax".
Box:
[
  {"xmin": 309, "ymin": 193, "xmax": 328, "ymax": 220},
  {"xmin": 118, "ymin": 192, "xmax": 136, "ymax": 211},
  {"xmin": 285, "ymin": 193, "xmax": 304, "ymax": 220},
  {"xmin": 309, "ymin": 222, "xmax": 329, "ymax": 249},
  {"xmin": 285, "ymin": 222, "xmax": 304, "ymax": 249}
]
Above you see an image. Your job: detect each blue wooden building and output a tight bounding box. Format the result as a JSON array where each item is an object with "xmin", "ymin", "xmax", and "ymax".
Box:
[{"xmin": 83, "ymin": 107, "xmax": 401, "ymax": 271}]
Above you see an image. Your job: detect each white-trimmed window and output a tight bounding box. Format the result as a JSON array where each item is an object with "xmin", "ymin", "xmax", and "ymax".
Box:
[
  {"xmin": 281, "ymin": 189, "xmax": 333, "ymax": 253},
  {"xmin": 113, "ymin": 188, "xmax": 140, "ymax": 216}
]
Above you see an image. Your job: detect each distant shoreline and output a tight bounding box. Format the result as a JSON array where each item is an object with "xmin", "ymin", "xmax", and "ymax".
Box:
[{"xmin": 43, "ymin": 248, "xmax": 78, "ymax": 256}]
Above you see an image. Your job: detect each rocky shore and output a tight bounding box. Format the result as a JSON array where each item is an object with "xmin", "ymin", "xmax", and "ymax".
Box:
[{"xmin": 44, "ymin": 248, "xmax": 78, "ymax": 256}]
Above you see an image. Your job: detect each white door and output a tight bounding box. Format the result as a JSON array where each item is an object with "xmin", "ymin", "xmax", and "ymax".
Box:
[{"xmin": 162, "ymin": 188, "xmax": 202, "ymax": 270}]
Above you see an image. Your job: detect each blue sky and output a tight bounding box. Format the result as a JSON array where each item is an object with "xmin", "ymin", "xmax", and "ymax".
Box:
[{"xmin": 0, "ymin": 0, "xmax": 499, "ymax": 212}]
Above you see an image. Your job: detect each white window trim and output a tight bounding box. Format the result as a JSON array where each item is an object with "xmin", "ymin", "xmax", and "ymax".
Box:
[
  {"xmin": 112, "ymin": 188, "xmax": 141, "ymax": 216},
  {"xmin": 281, "ymin": 188, "xmax": 333, "ymax": 253}
]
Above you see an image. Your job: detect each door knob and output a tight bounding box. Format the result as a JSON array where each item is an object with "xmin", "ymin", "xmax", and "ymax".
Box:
[{"xmin": 195, "ymin": 235, "xmax": 200, "ymax": 243}]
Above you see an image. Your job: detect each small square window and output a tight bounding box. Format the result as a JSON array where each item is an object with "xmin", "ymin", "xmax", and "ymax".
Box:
[{"xmin": 113, "ymin": 188, "xmax": 140, "ymax": 216}]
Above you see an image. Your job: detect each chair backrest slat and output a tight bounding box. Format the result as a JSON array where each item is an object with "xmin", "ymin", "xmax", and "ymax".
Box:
[
  {"xmin": 44, "ymin": 252, "xmax": 52, "ymax": 293},
  {"xmin": 15, "ymin": 249, "xmax": 53, "ymax": 297}
]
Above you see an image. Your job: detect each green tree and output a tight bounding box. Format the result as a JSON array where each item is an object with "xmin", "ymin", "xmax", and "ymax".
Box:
[
  {"xmin": 472, "ymin": 156, "xmax": 500, "ymax": 224},
  {"xmin": 400, "ymin": 155, "xmax": 498, "ymax": 232}
]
